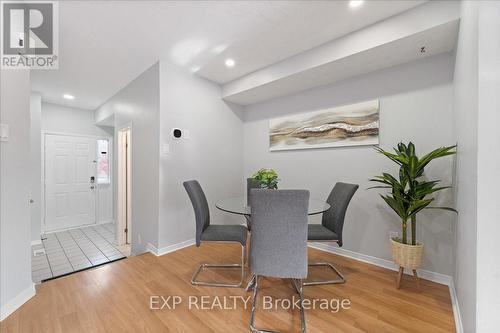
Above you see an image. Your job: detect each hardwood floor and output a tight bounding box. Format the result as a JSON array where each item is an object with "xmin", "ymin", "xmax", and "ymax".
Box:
[{"xmin": 0, "ymin": 244, "xmax": 455, "ymax": 332}]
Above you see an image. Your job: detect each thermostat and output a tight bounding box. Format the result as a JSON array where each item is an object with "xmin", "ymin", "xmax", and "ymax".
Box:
[{"xmin": 172, "ymin": 128, "xmax": 182, "ymax": 139}]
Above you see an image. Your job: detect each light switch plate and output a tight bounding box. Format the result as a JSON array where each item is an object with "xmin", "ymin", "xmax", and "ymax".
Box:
[
  {"xmin": 0, "ymin": 123, "xmax": 9, "ymax": 142},
  {"xmin": 162, "ymin": 143, "xmax": 170, "ymax": 155}
]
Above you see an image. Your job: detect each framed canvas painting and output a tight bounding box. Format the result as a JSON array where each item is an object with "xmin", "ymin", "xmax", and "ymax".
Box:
[{"xmin": 269, "ymin": 100, "xmax": 379, "ymax": 151}]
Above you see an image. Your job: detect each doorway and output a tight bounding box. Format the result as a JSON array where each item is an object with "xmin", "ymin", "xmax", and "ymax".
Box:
[
  {"xmin": 34, "ymin": 133, "xmax": 125, "ymax": 283},
  {"xmin": 117, "ymin": 127, "xmax": 131, "ymax": 248},
  {"xmin": 44, "ymin": 133, "xmax": 97, "ymax": 232}
]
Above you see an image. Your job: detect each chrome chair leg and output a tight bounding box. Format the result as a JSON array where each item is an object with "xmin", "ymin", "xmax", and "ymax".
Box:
[
  {"xmin": 244, "ymin": 215, "xmax": 252, "ymax": 230},
  {"xmin": 249, "ymin": 275, "xmax": 279, "ymax": 333},
  {"xmin": 249, "ymin": 275, "xmax": 307, "ymax": 333},
  {"xmin": 246, "ymin": 274, "xmax": 256, "ymax": 292},
  {"xmin": 191, "ymin": 244, "xmax": 245, "ymax": 288},
  {"xmin": 291, "ymin": 279, "xmax": 307, "ymax": 333},
  {"xmin": 303, "ymin": 262, "xmax": 345, "ymax": 286}
]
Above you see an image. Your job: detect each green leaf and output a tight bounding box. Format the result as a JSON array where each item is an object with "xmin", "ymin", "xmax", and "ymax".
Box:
[
  {"xmin": 366, "ymin": 185, "xmax": 392, "ymax": 190},
  {"xmin": 374, "ymin": 146, "xmax": 406, "ymax": 165},
  {"xmin": 408, "ymin": 198, "xmax": 433, "ymax": 216},
  {"xmin": 425, "ymin": 206, "xmax": 458, "ymax": 213},
  {"xmin": 381, "ymin": 195, "xmax": 407, "ymax": 220},
  {"xmin": 410, "ymin": 155, "xmax": 419, "ymax": 178},
  {"xmin": 414, "ymin": 186, "xmax": 451, "ymax": 199},
  {"xmin": 407, "ymin": 142, "xmax": 415, "ymax": 157},
  {"xmin": 417, "ymin": 145, "xmax": 457, "ymax": 173}
]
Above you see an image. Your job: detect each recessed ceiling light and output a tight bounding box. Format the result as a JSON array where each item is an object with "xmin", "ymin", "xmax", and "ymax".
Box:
[
  {"xmin": 212, "ymin": 44, "xmax": 228, "ymax": 54},
  {"xmin": 225, "ymin": 59, "xmax": 235, "ymax": 68},
  {"xmin": 190, "ymin": 66, "xmax": 201, "ymax": 73},
  {"xmin": 349, "ymin": 0, "xmax": 364, "ymax": 9},
  {"xmin": 63, "ymin": 94, "xmax": 74, "ymax": 100}
]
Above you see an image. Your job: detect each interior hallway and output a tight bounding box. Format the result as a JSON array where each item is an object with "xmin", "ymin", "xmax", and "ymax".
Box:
[{"xmin": 31, "ymin": 223, "xmax": 127, "ymax": 283}]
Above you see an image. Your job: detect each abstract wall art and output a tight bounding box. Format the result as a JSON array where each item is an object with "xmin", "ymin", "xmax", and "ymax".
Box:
[{"xmin": 269, "ymin": 100, "xmax": 379, "ymax": 151}]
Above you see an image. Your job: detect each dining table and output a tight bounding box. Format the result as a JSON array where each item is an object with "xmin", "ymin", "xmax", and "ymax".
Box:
[{"xmin": 215, "ymin": 196, "xmax": 331, "ymax": 216}]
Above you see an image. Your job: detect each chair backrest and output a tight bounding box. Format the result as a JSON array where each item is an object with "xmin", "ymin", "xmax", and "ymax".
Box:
[
  {"xmin": 249, "ymin": 189, "xmax": 309, "ymax": 279},
  {"xmin": 322, "ymin": 182, "xmax": 359, "ymax": 247},
  {"xmin": 247, "ymin": 178, "xmax": 261, "ymax": 205},
  {"xmin": 183, "ymin": 180, "xmax": 210, "ymax": 247}
]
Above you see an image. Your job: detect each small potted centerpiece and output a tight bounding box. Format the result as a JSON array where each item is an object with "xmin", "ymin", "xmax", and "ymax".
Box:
[
  {"xmin": 251, "ymin": 168, "xmax": 280, "ymax": 189},
  {"xmin": 247, "ymin": 168, "xmax": 280, "ymax": 207},
  {"xmin": 369, "ymin": 142, "xmax": 456, "ymax": 288}
]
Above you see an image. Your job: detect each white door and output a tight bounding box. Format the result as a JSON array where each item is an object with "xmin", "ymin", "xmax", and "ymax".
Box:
[{"xmin": 45, "ymin": 134, "xmax": 97, "ymax": 232}]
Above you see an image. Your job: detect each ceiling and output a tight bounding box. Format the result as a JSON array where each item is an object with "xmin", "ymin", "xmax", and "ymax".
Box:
[
  {"xmin": 222, "ymin": 21, "xmax": 459, "ymax": 105},
  {"xmin": 221, "ymin": 0, "xmax": 460, "ymax": 105},
  {"xmin": 31, "ymin": 0, "xmax": 426, "ymax": 110},
  {"xmin": 196, "ymin": 1, "xmax": 427, "ymax": 84}
]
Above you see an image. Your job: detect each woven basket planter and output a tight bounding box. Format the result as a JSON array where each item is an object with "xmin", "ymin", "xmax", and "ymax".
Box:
[{"xmin": 390, "ymin": 238, "xmax": 423, "ymax": 270}]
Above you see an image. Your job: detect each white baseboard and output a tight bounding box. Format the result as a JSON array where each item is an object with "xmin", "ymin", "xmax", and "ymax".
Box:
[
  {"xmin": 147, "ymin": 239, "xmax": 195, "ymax": 257},
  {"xmin": 0, "ymin": 283, "xmax": 36, "ymax": 321},
  {"xmin": 308, "ymin": 242, "xmax": 452, "ymax": 285},
  {"xmin": 448, "ymin": 279, "xmax": 464, "ymax": 333},
  {"xmin": 44, "ymin": 221, "xmax": 110, "ymax": 234},
  {"xmin": 309, "ymin": 242, "xmax": 462, "ymax": 332},
  {"xmin": 30, "ymin": 240, "xmax": 42, "ymax": 246},
  {"xmin": 97, "ymin": 220, "xmax": 114, "ymax": 225}
]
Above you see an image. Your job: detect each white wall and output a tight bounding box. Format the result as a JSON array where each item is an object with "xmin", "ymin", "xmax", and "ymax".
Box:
[
  {"xmin": 243, "ymin": 53, "xmax": 456, "ymax": 276},
  {"xmin": 41, "ymin": 102, "xmax": 114, "ymax": 229},
  {"xmin": 42, "ymin": 102, "xmax": 112, "ymax": 137},
  {"xmin": 0, "ymin": 69, "xmax": 35, "ymax": 320},
  {"xmin": 476, "ymin": 2, "xmax": 500, "ymax": 331},
  {"xmin": 157, "ymin": 62, "xmax": 244, "ymax": 249},
  {"xmin": 452, "ymin": 1, "xmax": 478, "ymax": 331},
  {"xmin": 30, "ymin": 93, "xmax": 42, "ymax": 242},
  {"xmin": 95, "ymin": 63, "xmax": 160, "ymax": 254}
]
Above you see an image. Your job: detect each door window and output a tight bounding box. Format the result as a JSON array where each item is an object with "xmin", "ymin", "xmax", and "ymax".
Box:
[{"xmin": 97, "ymin": 139, "xmax": 110, "ymax": 184}]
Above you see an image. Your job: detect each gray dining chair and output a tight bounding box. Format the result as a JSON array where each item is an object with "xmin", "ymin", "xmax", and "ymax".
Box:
[
  {"xmin": 245, "ymin": 178, "xmax": 261, "ymax": 231},
  {"xmin": 305, "ymin": 182, "xmax": 358, "ymax": 286},
  {"xmin": 247, "ymin": 178, "xmax": 261, "ymax": 205},
  {"xmin": 248, "ymin": 189, "xmax": 309, "ymax": 333},
  {"xmin": 183, "ymin": 180, "xmax": 248, "ymax": 288}
]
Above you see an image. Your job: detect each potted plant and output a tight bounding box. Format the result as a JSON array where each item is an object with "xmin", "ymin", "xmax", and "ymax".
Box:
[
  {"xmin": 251, "ymin": 168, "xmax": 280, "ymax": 189},
  {"xmin": 369, "ymin": 142, "xmax": 456, "ymax": 288}
]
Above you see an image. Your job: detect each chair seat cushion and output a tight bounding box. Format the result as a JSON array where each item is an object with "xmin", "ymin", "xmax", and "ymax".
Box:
[
  {"xmin": 201, "ymin": 225, "xmax": 248, "ymax": 245},
  {"xmin": 308, "ymin": 224, "xmax": 339, "ymax": 241}
]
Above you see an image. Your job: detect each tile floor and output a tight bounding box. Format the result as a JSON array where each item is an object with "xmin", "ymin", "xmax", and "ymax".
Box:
[{"xmin": 31, "ymin": 223, "xmax": 127, "ymax": 283}]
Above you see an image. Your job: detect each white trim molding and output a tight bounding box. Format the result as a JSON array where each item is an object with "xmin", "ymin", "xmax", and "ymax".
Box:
[
  {"xmin": 30, "ymin": 240, "xmax": 42, "ymax": 246},
  {"xmin": 308, "ymin": 242, "xmax": 452, "ymax": 284},
  {"xmin": 97, "ymin": 220, "xmax": 114, "ymax": 226},
  {"xmin": 309, "ymin": 242, "xmax": 463, "ymax": 332},
  {"xmin": 0, "ymin": 283, "xmax": 36, "ymax": 321},
  {"xmin": 147, "ymin": 239, "xmax": 195, "ymax": 257},
  {"xmin": 448, "ymin": 279, "xmax": 464, "ymax": 333}
]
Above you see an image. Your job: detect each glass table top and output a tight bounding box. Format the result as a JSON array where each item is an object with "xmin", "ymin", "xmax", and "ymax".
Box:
[{"xmin": 216, "ymin": 196, "xmax": 330, "ymax": 216}]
